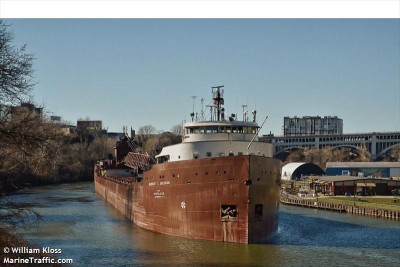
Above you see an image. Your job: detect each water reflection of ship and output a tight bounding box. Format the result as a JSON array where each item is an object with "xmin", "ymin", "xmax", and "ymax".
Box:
[{"xmin": 95, "ymin": 86, "xmax": 282, "ymax": 243}]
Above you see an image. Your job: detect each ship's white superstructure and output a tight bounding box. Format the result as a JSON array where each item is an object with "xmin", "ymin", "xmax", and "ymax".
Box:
[{"xmin": 156, "ymin": 86, "xmax": 273, "ymax": 163}]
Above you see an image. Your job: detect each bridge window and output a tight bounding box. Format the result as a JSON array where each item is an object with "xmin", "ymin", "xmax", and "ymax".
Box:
[
  {"xmin": 158, "ymin": 155, "xmax": 170, "ymax": 163},
  {"xmin": 205, "ymin": 126, "xmax": 218, "ymax": 133}
]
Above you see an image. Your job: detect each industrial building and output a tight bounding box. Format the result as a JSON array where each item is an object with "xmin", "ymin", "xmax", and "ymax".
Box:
[
  {"xmin": 311, "ymin": 176, "xmax": 400, "ymax": 196},
  {"xmin": 0, "ymin": 102, "xmax": 43, "ymax": 120},
  {"xmin": 76, "ymin": 120, "xmax": 103, "ymax": 133},
  {"xmin": 283, "ymin": 116, "xmax": 343, "ymax": 136},
  {"xmin": 326, "ymin": 162, "xmax": 400, "ymax": 178}
]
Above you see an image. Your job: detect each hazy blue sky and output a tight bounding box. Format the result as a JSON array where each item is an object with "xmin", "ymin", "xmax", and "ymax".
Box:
[{"xmin": 6, "ymin": 19, "xmax": 400, "ymax": 136}]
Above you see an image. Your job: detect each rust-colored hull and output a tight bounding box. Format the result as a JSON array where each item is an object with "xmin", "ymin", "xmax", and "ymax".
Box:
[{"xmin": 94, "ymin": 155, "xmax": 281, "ymax": 243}]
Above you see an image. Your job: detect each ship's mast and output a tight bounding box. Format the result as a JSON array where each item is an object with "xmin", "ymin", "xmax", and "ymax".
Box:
[
  {"xmin": 190, "ymin": 96, "xmax": 197, "ymax": 122},
  {"xmin": 200, "ymin": 98, "xmax": 205, "ymax": 121},
  {"xmin": 241, "ymin": 105, "xmax": 247, "ymax": 121},
  {"xmin": 212, "ymin": 85, "xmax": 224, "ymax": 121}
]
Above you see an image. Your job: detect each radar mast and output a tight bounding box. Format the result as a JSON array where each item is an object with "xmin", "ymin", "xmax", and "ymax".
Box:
[{"xmin": 212, "ymin": 85, "xmax": 224, "ymax": 121}]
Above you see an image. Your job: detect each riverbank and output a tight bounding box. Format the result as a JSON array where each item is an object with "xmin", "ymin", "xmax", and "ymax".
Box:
[
  {"xmin": 0, "ymin": 174, "xmax": 93, "ymax": 195},
  {"xmin": 281, "ymin": 191, "xmax": 400, "ymax": 220}
]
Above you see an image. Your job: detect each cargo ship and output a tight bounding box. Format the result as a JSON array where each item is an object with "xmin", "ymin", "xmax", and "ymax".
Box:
[{"xmin": 94, "ymin": 86, "xmax": 282, "ymax": 243}]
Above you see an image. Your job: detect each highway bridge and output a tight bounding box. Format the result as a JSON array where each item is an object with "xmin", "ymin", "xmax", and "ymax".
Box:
[{"xmin": 260, "ymin": 132, "xmax": 400, "ymax": 160}]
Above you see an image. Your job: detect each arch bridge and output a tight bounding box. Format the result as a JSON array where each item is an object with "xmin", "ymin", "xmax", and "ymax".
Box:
[{"xmin": 260, "ymin": 132, "xmax": 400, "ymax": 160}]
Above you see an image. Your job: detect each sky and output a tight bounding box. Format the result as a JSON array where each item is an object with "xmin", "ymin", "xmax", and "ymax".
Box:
[{"xmin": 5, "ymin": 18, "xmax": 400, "ymax": 136}]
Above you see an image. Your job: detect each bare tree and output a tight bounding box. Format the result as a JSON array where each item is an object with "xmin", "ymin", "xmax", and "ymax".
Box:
[
  {"xmin": 137, "ymin": 124, "xmax": 157, "ymax": 145},
  {"xmin": 392, "ymin": 146, "xmax": 400, "ymax": 161},
  {"xmin": 171, "ymin": 123, "xmax": 184, "ymax": 136},
  {"xmin": 0, "ymin": 21, "xmax": 62, "ymax": 182},
  {"xmin": 143, "ymin": 136, "xmax": 160, "ymax": 157},
  {"xmin": 0, "ymin": 20, "xmax": 35, "ymax": 174},
  {"xmin": 0, "ymin": 20, "xmax": 35, "ymax": 105},
  {"xmin": 382, "ymin": 145, "xmax": 400, "ymax": 162},
  {"xmin": 138, "ymin": 124, "xmax": 157, "ymax": 136},
  {"xmin": 285, "ymin": 146, "xmax": 371, "ymax": 170},
  {"xmin": 0, "ymin": 199, "xmax": 41, "ymax": 231},
  {"xmin": 0, "ymin": 21, "xmax": 49, "ymax": 245}
]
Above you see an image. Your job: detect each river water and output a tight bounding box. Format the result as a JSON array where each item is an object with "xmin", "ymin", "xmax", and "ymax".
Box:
[{"xmin": 6, "ymin": 182, "xmax": 400, "ymax": 266}]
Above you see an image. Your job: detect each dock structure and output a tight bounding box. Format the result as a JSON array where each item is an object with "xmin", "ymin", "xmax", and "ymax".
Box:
[{"xmin": 280, "ymin": 191, "xmax": 400, "ymax": 221}]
